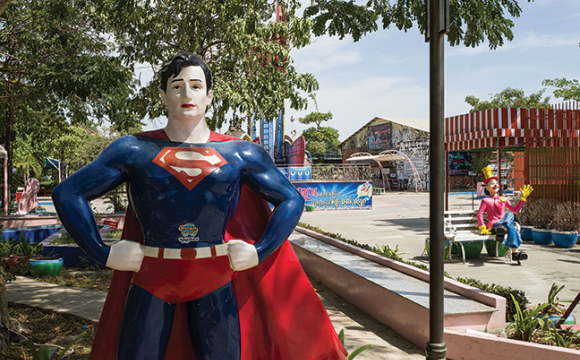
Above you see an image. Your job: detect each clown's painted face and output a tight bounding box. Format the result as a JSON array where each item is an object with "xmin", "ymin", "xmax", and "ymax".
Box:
[
  {"xmin": 160, "ymin": 65, "xmax": 213, "ymax": 121},
  {"xmin": 486, "ymin": 179, "xmax": 500, "ymax": 196}
]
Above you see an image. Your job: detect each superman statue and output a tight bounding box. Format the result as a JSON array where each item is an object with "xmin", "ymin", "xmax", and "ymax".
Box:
[
  {"xmin": 52, "ymin": 52, "xmax": 346, "ymax": 360},
  {"xmin": 476, "ymin": 166, "xmax": 533, "ymax": 262}
]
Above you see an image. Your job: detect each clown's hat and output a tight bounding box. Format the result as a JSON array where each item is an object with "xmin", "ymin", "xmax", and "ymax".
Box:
[{"xmin": 482, "ymin": 166, "xmax": 498, "ymax": 185}]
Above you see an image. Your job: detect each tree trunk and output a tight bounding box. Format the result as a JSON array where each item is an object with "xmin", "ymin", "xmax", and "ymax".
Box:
[
  {"xmin": 5, "ymin": 103, "xmax": 12, "ymax": 213},
  {"xmin": 0, "ymin": 275, "xmax": 11, "ymax": 351}
]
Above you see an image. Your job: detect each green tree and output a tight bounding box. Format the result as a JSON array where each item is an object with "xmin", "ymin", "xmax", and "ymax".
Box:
[
  {"xmin": 304, "ymin": 0, "xmax": 533, "ymax": 48},
  {"xmin": 0, "ymin": 0, "xmax": 139, "ymax": 196},
  {"xmin": 99, "ymin": 0, "xmax": 318, "ymax": 130},
  {"xmin": 302, "ymin": 126, "xmax": 341, "ymax": 157},
  {"xmin": 542, "ymin": 78, "xmax": 580, "ymax": 102},
  {"xmin": 13, "ymin": 147, "xmax": 42, "ymax": 183},
  {"xmin": 67, "ymin": 126, "xmax": 127, "ymax": 174},
  {"xmin": 298, "ymin": 94, "xmax": 333, "ymax": 130},
  {"xmin": 299, "ymin": 94, "xmax": 340, "ymax": 157},
  {"xmin": 465, "ymin": 87, "xmax": 551, "ymax": 112}
]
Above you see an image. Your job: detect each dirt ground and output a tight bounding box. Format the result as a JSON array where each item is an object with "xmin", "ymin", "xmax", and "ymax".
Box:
[{"xmin": 4, "ymin": 273, "xmax": 425, "ymax": 360}]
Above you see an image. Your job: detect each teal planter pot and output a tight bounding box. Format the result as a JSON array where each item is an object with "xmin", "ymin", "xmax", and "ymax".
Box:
[
  {"xmin": 532, "ymin": 228, "xmax": 553, "ymax": 245},
  {"xmin": 29, "ymin": 258, "xmax": 63, "ymax": 277},
  {"xmin": 484, "ymin": 240, "xmax": 509, "ymax": 257},
  {"xmin": 552, "ymin": 231, "xmax": 578, "ymax": 248},
  {"xmin": 538, "ymin": 314, "xmax": 576, "ymax": 325},
  {"xmin": 424, "ymin": 239, "xmax": 451, "ymax": 260},
  {"xmin": 520, "ymin": 226, "xmax": 533, "ymax": 241}
]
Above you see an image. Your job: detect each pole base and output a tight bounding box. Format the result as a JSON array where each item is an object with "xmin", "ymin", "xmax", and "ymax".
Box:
[{"xmin": 426, "ymin": 341, "xmax": 447, "ymax": 360}]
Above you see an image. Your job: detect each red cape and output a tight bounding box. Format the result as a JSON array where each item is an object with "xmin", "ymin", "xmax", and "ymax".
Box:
[{"xmin": 90, "ymin": 130, "xmax": 347, "ymax": 360}]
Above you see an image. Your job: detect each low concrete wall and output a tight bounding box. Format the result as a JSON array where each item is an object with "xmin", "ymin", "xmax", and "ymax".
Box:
[
  {"xmin": 294, "ymin": 227, "xmax": 580, "ymax": 360},
  {"xmin": 295, "ymin": 226, "xmax": 506, "ymax": 330},
  {"xmin": 0, "ymin": 213, "xmax": 126, "ymax": 230},
  {"xmin": 445, "ymin": 328, "xmax": 580, "ymax": 360},
  {"xmin": 292, "ymin": 243, "xmax": 431, "ymax": 347}
]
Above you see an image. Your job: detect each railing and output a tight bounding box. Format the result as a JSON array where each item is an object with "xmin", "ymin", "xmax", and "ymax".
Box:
[{"xmin": 311, "ymin": 164, "xmax": 371, "ymax": 181}]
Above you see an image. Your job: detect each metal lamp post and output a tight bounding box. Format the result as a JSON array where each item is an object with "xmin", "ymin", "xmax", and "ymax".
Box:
[{"xmin": 425, "ymin": 0, "xmax": 449, "ymax": 359}]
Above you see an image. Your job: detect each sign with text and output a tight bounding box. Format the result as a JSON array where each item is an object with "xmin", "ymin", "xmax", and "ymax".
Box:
[{"xmin": 294, "ymin": 181, "xmax": 372, "ymax": 211}]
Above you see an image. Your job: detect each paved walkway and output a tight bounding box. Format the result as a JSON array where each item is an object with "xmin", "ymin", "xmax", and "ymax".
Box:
[{"xmin": 7, "ymin": 272, "xmax": 425, "ymax": 359}]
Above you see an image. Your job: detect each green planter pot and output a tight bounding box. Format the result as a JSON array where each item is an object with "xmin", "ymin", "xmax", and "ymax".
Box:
[
  {"xmin": 29, "ymin": 258, "xmax": 63, "ymax": 277},
  {"xmin": 484, "ymin": 239, "xmax": 509, "ymax": 257},
  {"xmin": 457, "ymin": 241, "xmax": 484, "ymax": 258}
]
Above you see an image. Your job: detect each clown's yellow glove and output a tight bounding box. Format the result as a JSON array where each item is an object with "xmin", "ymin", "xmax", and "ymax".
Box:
[
  {"xmin": 479, "ymin": 225, "xmax": 491, "ymax": 235},
  {"xmin": 519, "ymin": 184, "xmax": 534, "ymax": 202}
]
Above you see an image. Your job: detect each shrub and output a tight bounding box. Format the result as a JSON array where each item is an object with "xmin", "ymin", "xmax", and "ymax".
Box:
[
  {"xmin": 450, "ymin": 277, "xmax": 529, "ymax": 321},
  {"xmin": 553, "ymin": 202, "xmax": 580, "ymax": 232},
  {"xmin": 527, "ymin": 198, "xmax": 557, "ymax": 229}
]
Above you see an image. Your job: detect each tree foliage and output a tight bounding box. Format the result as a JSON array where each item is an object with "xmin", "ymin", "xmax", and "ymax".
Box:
[
  {"xmin": 465, "ymin": 87, "xmax": 551, "ymax": 112},
  {"xmin": 304, "ymin": 0, "xmax": 533, "ymax": 48},
  {"xmin": 98, "ymin": 0, "xmax": 318, "ymax": 130},
  {"xmin": 302, "ymin": 126, "xmax": 341, "ymax": 157},
  {"xmin": 0, "ymin": 0, "xmax": 141, "ymax": 194},
  {"xmin": 542, "ymin": 78, "xmax": 580, "ymax": 102},
  {"xmin": 298, "ymin": 94, "xmax": 333, "ymax": 130}
]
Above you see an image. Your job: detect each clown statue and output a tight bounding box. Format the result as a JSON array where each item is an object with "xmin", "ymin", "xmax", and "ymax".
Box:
[
  {"xmin": 52, "ymin": 52, "xmax": 346, "ymax": 360},
  {"xmin": 476, "ymin": 166, "xmax": 533, "ymax": 262}
]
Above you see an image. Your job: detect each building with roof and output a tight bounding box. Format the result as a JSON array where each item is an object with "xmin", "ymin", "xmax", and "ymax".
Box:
[{"xmin": 340, "ymin": 117, "xmax": 430, "ymax": 191}]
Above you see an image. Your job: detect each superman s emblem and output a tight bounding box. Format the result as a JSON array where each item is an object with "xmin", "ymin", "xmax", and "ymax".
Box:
[{"xmin": 152, "ymin": 147, "xmax": 227, "ymax": 190}]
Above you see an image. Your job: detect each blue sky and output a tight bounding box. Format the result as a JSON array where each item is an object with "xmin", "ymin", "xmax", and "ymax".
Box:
[
  {"xmin": 143, "ymin": 1, "xmax": 580, "ymax": 142},
  {"xmin": 283, "ymin": 0, "xmax": 580, "ymax": 142}
]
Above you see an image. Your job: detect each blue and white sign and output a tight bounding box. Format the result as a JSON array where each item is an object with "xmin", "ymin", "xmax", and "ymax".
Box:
[
  {"xmin": 278, "ymin": 167, "xmax": 311, "ymax": 181},
  {"xmin": 289, "ymin": 167, "xmax": 311, "ymax": 181},
  {"xmin": 294, "ymin": 181, "xmax": 372, "ymax": 211}
]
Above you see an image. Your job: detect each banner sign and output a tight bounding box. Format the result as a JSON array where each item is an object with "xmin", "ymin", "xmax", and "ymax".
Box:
[
  {"xmin": 261, "ymin": 115, "xmax": 275, "ymax": 160},
  {"xmin": 448, "ymin": 152, "xmax": 473, "ymax": 176},
  {"xmin": 368, "ymin": 122, "xmax": 391, "ymax": 150},
  {"xmin": 293, "ymin": 181, "xmax": 372, "ymax": 211}
]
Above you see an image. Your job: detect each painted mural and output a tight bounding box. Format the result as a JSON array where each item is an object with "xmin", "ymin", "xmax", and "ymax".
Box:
[
  {"xmin": 368, "ymin": 122, "xmax": 391, "ymax": 150},
  {"xmin": 341, "ymin": 118, "xmax": 429, "ymax": 162},
  {"xmin": 395, "ymin": 140, "xmax": 430, "ymax": 190},
  {"xmin": 448, "ymin": 152, "xmax": 473, "ymax": 176}
]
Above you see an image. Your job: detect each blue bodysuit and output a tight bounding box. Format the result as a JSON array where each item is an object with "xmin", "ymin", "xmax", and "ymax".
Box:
[{"xmin": 52, "ymin": 131, "xmax": 304, "ymax": 360}]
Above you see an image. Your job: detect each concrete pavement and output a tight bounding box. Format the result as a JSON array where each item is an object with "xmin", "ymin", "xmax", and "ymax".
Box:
[
  {"xmin": 7, "ymin": 274, "xmax": 425, "ymax": 360},
  {"xmin": 300, "ymin": 191, "xmax": 580, "ymax": 322}
]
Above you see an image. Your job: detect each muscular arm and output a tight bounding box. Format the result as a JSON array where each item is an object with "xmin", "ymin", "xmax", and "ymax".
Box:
[
  {"xmin": 240, "ymin": 143, "xmax": 305, "ymax": 263},
  {"xmin": 52, "ymin": 137, "xmax": 131, "ymax": 265}
]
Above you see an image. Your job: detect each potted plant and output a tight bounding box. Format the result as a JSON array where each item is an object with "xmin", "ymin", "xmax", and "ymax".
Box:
[
  {"xmin": 551, "ymin": 202, "xmax": 580, "ymax": 248},
  {"xmin": 537, "ymin": 283, "xmax": 575, "ymax": 325},
  {"xmin": 515, "ymin": 198, "xmax": 534, "ymax": 241},
  {"xmin": 3, "ymin": 234, "xmax": 43, "ymax": 268},
  {"xmin": 530, "ymin": 198, "xmax": 556, "ymax": 245}
]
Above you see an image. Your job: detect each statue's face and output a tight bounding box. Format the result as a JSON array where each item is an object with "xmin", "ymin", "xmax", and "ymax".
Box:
[
  {"xmin": 486, "ymin": 179, "xmax": 499, "ymax": 196},
  {"xmin": 160, "ymin": 65, "xmax": 213, "ymax": 120}
]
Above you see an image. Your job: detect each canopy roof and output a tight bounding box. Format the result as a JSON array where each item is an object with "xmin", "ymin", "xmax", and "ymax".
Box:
[{"xmin": 346, "ymin": 154, "xmax": 407, "ymax": 162}]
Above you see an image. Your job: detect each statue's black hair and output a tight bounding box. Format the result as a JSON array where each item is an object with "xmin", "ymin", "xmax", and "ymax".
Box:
[{"xmin": 160, "ymin": 52, "xmax": 212, "ymax": 94}]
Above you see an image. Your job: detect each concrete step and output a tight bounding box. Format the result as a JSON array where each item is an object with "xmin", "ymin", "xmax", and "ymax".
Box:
[{"xmin": 290, "ymin": 228, "xmax": 505, "ymax": 348}]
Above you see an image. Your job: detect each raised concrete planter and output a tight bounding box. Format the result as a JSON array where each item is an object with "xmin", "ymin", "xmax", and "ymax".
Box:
[
  {"xmin": 445, "ymin": 328, "xmax": 580, "ymax": 360},
  {"xmin": 292, "ymin": 227, "xmax": 505, "ymax": 348},
  {"xmin": 293, "ymin": 226, "xmax": 580, "ymax": 360},
  {"xmin": 0, "ymin": 213, "xmax": 126, "ymax": 232}
]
